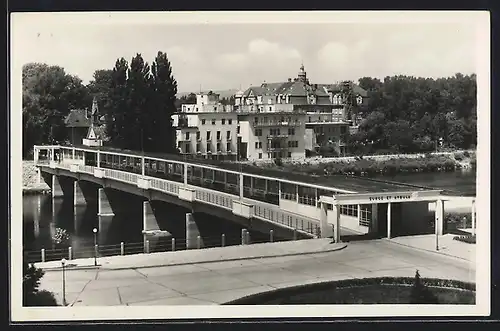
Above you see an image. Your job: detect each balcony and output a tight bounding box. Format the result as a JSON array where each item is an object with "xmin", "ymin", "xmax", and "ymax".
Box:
[
  {"xmin": 253, "ymin": 120, "xmax": 302, "ymax": 128},
  {"xmin": 267, "ymin": 145, "xmax": 286, "ymax": 151},
  {"xmin": 267, "ymin": 134, "xmax": 289, "ymax": 139}
]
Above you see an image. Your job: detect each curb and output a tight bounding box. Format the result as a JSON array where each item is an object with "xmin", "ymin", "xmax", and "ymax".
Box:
[
  {"xmin": 384, "ymin": 238, "xmax": 472, "ymax": 262},
  {"xmin": 40, "ymin": 243, "xmax": 348, "ymax": 272}
]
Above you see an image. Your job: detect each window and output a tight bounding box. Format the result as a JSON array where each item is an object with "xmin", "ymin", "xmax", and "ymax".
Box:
[
  {"xmin": 255, "ymin": 142, "xmax": 262, "ymax": 149},
  {"xmin": 222, "ymin": 119, "xmax": 226, "ymax": 125},
  {"xmin": 359, "ymin": 205, "xmax": 372, "ymax": 227},
  {"xmin": 201, "ymin": 119, "xmax": 206, "ymax": 125},
  {"xmin": 270, "ymin": 128, "xmax": 281, "ymax": 136},
  {"xmin": 185, "ymin": 132, "xmax": 190, "ymax": 140},
  {"xmin": 217, "ymin": 131, "xmax": 221, "ymax": 140},
  {"xmin": 212, "ymin": 119, "xmax": 216, "ymax": 125},
  {"xmin": 255, "ymin": 129, "xmax": 262, "ymax": 136},
  {"xmin": 196, "ymin": 131, "xmax": 200, "ymax": 141},
  {"xmin": 287, "ymin": 141, "xmax": 298, "ymax": 148},
  {"xmin": 206, "ymin": 131, "xmax": 211, "ymax": 140},
  {"xmin": 237, "ymin": 126, "xmax": 240, "ymax": 134},
  {"xmin": 226, "ymin": 131, "xmax": 231, "ymax": 140},
  {"xmin": 259, "ymin": 153, "xmax": 262, "ymax": 159},
  {"xmin": 226, "ymin": 142, "xmax": 231, "ymax": 152},
  {"xmin": 214, "ymin": 107, "xmax": 217, "ymax": 111},
  {"xmin": 308, "ymin": 116, "xmax": 311, "ymax": 123},
  {"xmin": 288, "ymin": 128, "xmax": 295, "ymax": 136},
  {"xmin": 269, "ymin": 107, "xmax": 272, "ymax": 111},
  {"xmin": 185, "ymin": 144, "xmax": 191, "ymax": 154},
  {"xmin": 217, "ymin": 142, "xmax": 222, "ymax": 151},
  {"xmin": 228, "ymin": 119, "xmax": 232, "ymax": 125},
  {"xmin": 254, "ymin": 117, "xmax": 258, "ymax": 123},
  {"xmin": 206, "ymin": 143, "xmax": 211, "ymax": 152},
  {"xmin": 196, "ymin": 143, "xmax": 201, "ymax": 153},
  {"xmin": 288, "ymin": 152, "xmax": 292, "ymax": 158},
  {"xmin": 339, "ymin": 204, "xmax": 358, "ymax": 217}
]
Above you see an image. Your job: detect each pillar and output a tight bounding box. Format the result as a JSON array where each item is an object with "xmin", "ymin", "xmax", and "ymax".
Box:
[
  {"xmin": 183, "ymin": 164, "xmax": 188, "ymax": 185},
  {"xmin": 357, "ymin": 204, "xmax": 361, "ymax": 226},
  {"xmin": 34, "ymin": 147, "xmax": 39, "ymax": 164},
  {"xmin": 371, "ymin": 203, "xmax": 379, "ymax": 233},
  {"xmin": 186, "ymin": 213, "xmax": 203, "ymax": 249},
  {"xmin": 471, "ymin": 199, "xmax": 476, "ymax": 236},
  {"xmin": 332, "ymin": 203, "xmax": 341, "ymax": 243},
  {"xmin": 51, "ymin": 175, "xmax": 64, "ymax": 198},
  {"xmin": 295, "ymin": 184, "xmax": 299, "ymax": 203},
  {"xmin": 73, "ymin": 181, "xmax": 87, "ymax": 207},
  {"xmin": 97, "ymin": 151, "xmax": 101, "ymax": 168},
  {"xmin": 239, "ymin": 173, "xmax": 244, "ymax": 199},
  {"xmin": 435, "ymin": 199, "xmax": 444, "ymax": 236},
  {"xmin": 319, "ymin": 202, "xmax": 330, "ymax": 238},
  {"xmin": 98, "ymin": 188, "xmax": 115, "ymax": 216},
  {"xmin": 72, "ymin": 148, "xmax": 75, "ymax": 160},
  {"xmin": 36, "ymin": 168, "xmax": 42, "ymax": 185},
  {"xmin": 387, "ymin": 202, "xmax": 392, "ymax": 239},
  {"xmin": 141, "ymin": 156, "xmax": 145, "ymax": 176}
]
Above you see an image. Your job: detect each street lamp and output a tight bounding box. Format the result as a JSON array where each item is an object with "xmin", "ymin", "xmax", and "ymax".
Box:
[
  {"xmin": 93, "ymin": 228, "xmax": 98, "ymax": 266},
  {"xmin": 61, "ymin": 258, "xmax": 67, "ymax": 306}
]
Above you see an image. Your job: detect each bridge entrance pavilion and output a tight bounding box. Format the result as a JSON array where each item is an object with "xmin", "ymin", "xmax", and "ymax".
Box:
[{"xmin": 319, "ymin": 191, "xmax": 451, "ymax": 242}]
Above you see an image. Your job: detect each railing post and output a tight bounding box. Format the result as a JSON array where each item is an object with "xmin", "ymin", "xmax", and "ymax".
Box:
[
  {"xmin": 241, "ymin": 229, "xmax": 246, "ymax": 245},
  {"xmin": 145, "ymin": 240, "xmax": 150, "ymax": 254},
  {"xmin": 120, "ymin": 242, "xmax": 124, "ymax": 255},
  {"xmin": 221, "ymin": 234, "xmax": 225, "ymax": 247},
  {"xmin": 172, "ymin": 238, "xmax": 176, "ymax": 251},
  {"xmin": 270, "ymin": 230, "xmax": 274, "ymax": 243},
  {"xmin": 41, "ymin": 248, "xmax": 45, "ymax": 263},
  {"xmin": 68, "ymin": 247, "xmax": 72, "ymax": 260},
  {"xmin": 197, "ymin": 235, "xmax": 201, "ymax": 249}
]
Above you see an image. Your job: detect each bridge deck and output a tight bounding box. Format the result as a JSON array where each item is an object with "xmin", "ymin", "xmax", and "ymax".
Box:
[{"xmin": 67, "ymin": 144, "xmax": 430, "ymax": 194}]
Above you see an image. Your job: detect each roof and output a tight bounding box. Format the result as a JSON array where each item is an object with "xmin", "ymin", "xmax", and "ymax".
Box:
[
  {"xmin": 241, "ymin": 81, "xmax": 367, "ymax": 98},
  {"xmin": 64, "ymin": 109, "xmax": 90, "ymax": 128}
]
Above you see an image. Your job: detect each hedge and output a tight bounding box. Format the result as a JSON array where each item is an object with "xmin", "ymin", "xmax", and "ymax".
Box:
[{"xmin": 224, "ymin": 277, "xmax": 476, "ymax": 305}]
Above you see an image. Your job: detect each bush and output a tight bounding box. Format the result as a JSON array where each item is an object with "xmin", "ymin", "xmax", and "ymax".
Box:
[
  {"xmin": 410, "ymin": 270, "xmax": 439, "ymax": 304},
  {"xmin": 454, "ymin": 152, "xmax": 464, "ymax": 161},
  {"xmin": 274, "ymin": 158, "xmax": 283, "ymax": 167},
  {"xmin": 454, "ymin": 234, "xmax": 476, "ymax": 244},
  {"xmin": 29, "ymin": 290, "xmax": 59, "ymax": 306}
]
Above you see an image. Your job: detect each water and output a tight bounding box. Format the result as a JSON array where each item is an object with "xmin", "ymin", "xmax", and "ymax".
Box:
[{"xmin": 22, "ymin": 170, "xmax": 476, "ymax": 261}]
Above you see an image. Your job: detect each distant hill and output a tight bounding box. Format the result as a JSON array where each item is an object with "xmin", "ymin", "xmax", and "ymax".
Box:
[{"xmin": 176, "ymin": 89, "xmax": 239, "ymax": 99}]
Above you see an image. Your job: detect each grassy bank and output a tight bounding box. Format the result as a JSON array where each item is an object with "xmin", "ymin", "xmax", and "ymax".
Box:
[{"xmin": 257, "ymin": 153, "xmax": 475, "ymax": 177}]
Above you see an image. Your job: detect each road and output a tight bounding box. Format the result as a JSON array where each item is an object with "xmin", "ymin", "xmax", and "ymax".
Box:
[{"xmin": 38, "ymin": 239, "xmax": 475, "ymax": 306}]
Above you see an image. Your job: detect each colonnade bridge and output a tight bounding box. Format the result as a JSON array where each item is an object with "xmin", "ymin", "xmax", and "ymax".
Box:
[{"xmin": 34, "ymin": 144, "xmax": 469, "ymax": 244}]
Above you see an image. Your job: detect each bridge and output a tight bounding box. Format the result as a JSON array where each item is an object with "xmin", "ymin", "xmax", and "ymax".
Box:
[{"xmin": 33, "ymin": 144, "xmax": 475, "ymax": 248}]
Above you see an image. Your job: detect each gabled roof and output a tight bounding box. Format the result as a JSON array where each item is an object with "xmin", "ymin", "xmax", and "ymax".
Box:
[
  {"xmin": 64, "ymin": 109, "xmax": 90, "ymax": 128},
  {"xmin": 241, "ymin": 81, "xmax": 367, "ymax": 98}
]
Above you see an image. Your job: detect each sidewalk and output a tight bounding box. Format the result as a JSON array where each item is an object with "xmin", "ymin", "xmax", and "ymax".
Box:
[
  {"xmin": 388, "ymin": 234, "xmax": 476, "ymax": 262},
  {"xmin": 35, "ymin": 238, "xmax": 347, "ymax": 271}
]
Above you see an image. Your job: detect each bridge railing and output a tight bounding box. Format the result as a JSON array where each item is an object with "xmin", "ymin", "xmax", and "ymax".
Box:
[
  {"xmin": 149, "ymin": 177, "xmax": 180, "ymax": 195},
  {"xmin": 78, "ymin": 165, "xmax": 95, "ymax": 174},
  {"xmin": 194, "ymin": 187, "xmax": 235, "ymax": 210},
  {"xmin": 103, "ymin": 168, "xmax": 139, "ymax": 184}
]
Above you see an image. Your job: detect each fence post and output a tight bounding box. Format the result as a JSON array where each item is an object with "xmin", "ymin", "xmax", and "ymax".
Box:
[
  {"xmin": 270, "ymin": 230, "xmax": 274, "ymax": 243},
  {"xmin": 68, "ymin": 247, "xmax": 72, "ymax": 260},
  {"xmin": 172, "ymin": 238, "xmax": 176, "ymax": 251},
  {"xmin": 197, "ymin": 235, "xmax": 201, "ymax": 249},
  {"xmin": 245, "ymin": 231, "xmax": 250, "ymax": 245},
  {"xmin": 146, "ymin": 240, "xmax": 150, "ymax": 254},
  {"xmin": 293, "ymin": 228, "xmax": 297, "ymax": 241},
  {"xmin": 221, "ymin": 234, "xmax": 225, "ymax": 247},
  {"xmin": 41, "ymin": 248, "xmax": 45, "ymax": 263},
  {"xmin": 120, "ymin": 242, "xmax": 124, "ymax": 256}
]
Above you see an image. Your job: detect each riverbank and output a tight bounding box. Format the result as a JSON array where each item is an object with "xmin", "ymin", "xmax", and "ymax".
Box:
[
  {"xmin": 245, "ymin": 151, "xmax": 476, "ymax": 178},
  {"xmin": 23, "ymin": 160, "xmax": 50, "ymax": 194}
]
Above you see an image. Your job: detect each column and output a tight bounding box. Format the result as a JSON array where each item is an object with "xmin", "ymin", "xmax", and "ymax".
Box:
[
  {"xmin": 141, "ymin": 157, "xmax": 145, "ymax": 176},
  {"xmin": 471, "ymin": 199, "xmax": 476, "ymax": 236},
  {"xmin": 239, "ymin": 173, "xmax": 244, "ymax": 199},
  {"xmin": 73, "ymin": 181, "xmax": 87, "ymax": 207},
  {"xmin": 295, "ymin": 184, "xmax": 299, "ymax": 203},
  {"xmin": 371, "ymin": 203, "xmax": 379, "ymax": 233},
  {"xmin": 319, "ymin": 201, "xmax": 329, "ymax": 238},
  {"xmin": 434, "ymin": 199, "xmax": 444, "ymax": 236},
  {"xmin": 357, "ymin": 204, "xmax": 361, "ymax": 226},
  {"xmin": 183, "ymin": 163, "xmax": 188, "ymax": 185},
  {"xmin": 97, "ymin": 188, "xmax": 114, "ymax": 244},
  {"xmin": 97, "ymin": 151, "xmax": 101, "ymax": 168},
  {"xmin": 34, "ymin": 147, "xmax": 39, "ymax": 164},
  {"xmin": 314, "ymin": 188, "xmax": 318, "ymax": 207},
  {"xmin": 332, "ymin": 203, "xmax": 341, "ymax": 243},
  {"xmin": 387, "ymin": 202, "xmax": 392, "ymax": 239},
  {"xmin": 72, "ymin": 148, "xmax": 75, "ymax": 160}
]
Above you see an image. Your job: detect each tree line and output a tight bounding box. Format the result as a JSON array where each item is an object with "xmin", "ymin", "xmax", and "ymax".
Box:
[
  {"xmin": 347, "ymin": 73, "xmax": 477, "ymax": 155},
  {"xmin": 22, "ymin": 51, "xmax": 178, "ymax": 157},
  {"xmin": 22, "ymin": 59, "xmax": 476, "ymax": 158}
]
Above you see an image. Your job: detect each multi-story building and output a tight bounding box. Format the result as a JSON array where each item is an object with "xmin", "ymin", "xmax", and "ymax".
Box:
[
  {"xmin": 172, "ymin": 92, "xmax": 238, "ymax": 161},
  {"xmin": 234, "ymin": 64, "xmax": 367, "ymax": 156}
]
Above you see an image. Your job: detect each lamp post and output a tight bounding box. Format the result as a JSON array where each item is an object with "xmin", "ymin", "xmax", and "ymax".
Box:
[
  {"xmin": 61, "ymin": 258, "xmax": 67, "ymax": 306},
  {"xmin": 93, "ymin": 227, "xmax": 98, "ymax": 266}
]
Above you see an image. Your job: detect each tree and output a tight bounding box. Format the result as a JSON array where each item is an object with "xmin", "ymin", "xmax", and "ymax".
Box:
[
  {"xmin": 410, "ymin": 270, "xmax": 439, "ymax": 304},
  {"xmin": 150, "ymin": 51, "xmax": 178, "ymax": 153},
  {"xmin": 105, "ymin": 58, "xmax": 129, "ymax": 148},
  {"xmin": 23, "ymin": 260, "xmax": 58, "ymax": 306},
  {"xmin": 87, "ymin": 69, "xmax": 114, "ymax": 116},
  {"xmin": 22, "ymin": 63, "xmax": 90, "ymax": 157}
]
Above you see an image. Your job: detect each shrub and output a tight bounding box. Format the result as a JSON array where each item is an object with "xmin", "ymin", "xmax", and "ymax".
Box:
[
  {"xmin": 274, "ymin": 158, "xmax": 283, "ymax": 167},
  {"xmin": 454, "ymin": 152, "xmax": 464, "ymax": 161},
  {"xmin": 453, "ymin": 234, "xmax": 476, "ymax": 244},
  {"xmin": 29, "ymin": 290, "xmax": 59, "ymax": 306},
  {"xmin": 410, "ymin": 270, "xmax": 439, "ymax": 304}
]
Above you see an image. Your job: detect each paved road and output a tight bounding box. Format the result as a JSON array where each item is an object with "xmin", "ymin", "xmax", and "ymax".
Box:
[{"xmin": 39, "ymin": 239, "xmax": 475, "ymax": 306}]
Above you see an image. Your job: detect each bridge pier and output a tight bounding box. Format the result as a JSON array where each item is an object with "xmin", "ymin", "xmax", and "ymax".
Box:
[
  {"xmin": 434, "ymin": 199, "xmax": 444, "ymax": 236},
  {"xmin": 97, "ymin": 188, "xmax": 115, "ymax": 243},
  {"xmin": 142, "ymin": 200, "xmax": 171, "ymax": 250},
  {"xmin": 186, "ymin": 212, "xmax": 203, "ymax": 249}
]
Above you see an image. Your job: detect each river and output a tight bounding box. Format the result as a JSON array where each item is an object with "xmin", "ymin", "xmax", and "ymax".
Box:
[{"xmin": 22, "ymin": 170, "xmax": 476, "ymax": 262}]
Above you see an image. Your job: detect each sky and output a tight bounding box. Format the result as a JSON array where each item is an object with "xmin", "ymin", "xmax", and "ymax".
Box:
[{"xmin": 12, "ymin": 12, "xmax": 483, "ymax": 93}]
